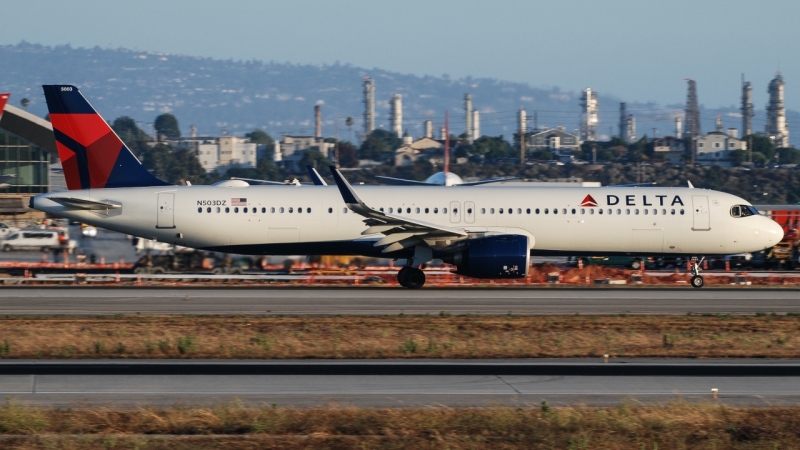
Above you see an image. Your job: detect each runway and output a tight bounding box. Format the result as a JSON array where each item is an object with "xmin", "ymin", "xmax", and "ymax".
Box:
[
  {"xmin": 2, "ymin": 360, "xmax": 799, "ymax": 407},
  {"xmin": 1, "ymin": 286, "xmax": 799, "ymax": 315}
]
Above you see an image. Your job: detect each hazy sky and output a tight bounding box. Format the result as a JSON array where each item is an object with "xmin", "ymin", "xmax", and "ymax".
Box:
[{"xmin": 2, "ymin": 0, "xmax": 798, "ymax": 110}]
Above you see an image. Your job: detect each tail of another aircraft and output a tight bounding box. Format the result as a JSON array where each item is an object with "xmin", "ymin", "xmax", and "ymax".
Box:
[
  {"xmin": 0, "ymin": 93, "xmax": 9, "ymax": 117},
  {"xmin": 42, "ymin": 85, "xmax": 169, "ymax": 190}
]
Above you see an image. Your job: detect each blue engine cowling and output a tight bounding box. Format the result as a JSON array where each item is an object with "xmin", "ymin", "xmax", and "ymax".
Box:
[{"xmin": 451, "ymin": 234, "xmax": 530, "ymax": 279}]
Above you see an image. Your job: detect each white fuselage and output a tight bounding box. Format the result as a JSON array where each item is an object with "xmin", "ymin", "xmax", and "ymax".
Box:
[{"xmin": 32, "ymin": 185, "xmax": 783, "ymax": 257}]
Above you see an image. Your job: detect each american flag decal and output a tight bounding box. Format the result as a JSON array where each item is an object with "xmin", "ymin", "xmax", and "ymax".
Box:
[{"xmin": 231, "ymin": 198, "xmax": 247, "ymax": 206}]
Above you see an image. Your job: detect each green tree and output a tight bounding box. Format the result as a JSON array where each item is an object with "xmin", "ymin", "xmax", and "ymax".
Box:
[
  {"xmin": 367, "ymin": 129, "xmax": 402, "ymax": 151},
  {"xmin": 337, "ymin": 141, "xmax": 359, "ymax": 168},
  {"xmin": 112, "ymin": 116, "xmax": 150, "ymax": 154},
  {"xmin": 729, "ymin": 149, "xmax": 748, "ymax": 166},
  {"xmin": 358, "ymin": 137, "xmax": 390, "ymax": 161},
  {"xmin": 471, "ymin": 136, "xmax": 511, "ymax": 159},
  {"xmin": 743, "ymin": 134, "xmax": 775, "ymax": 161},
  {"xmin": 245, "ymin": 130, "xmax": 273, "ymax": 145},
  {"xmin": 298, "ymin": 150, "xmax": 329, "ymax": 170},
  {"xmin": 139, "ymin": 143, "xmax": 205, "ymax": 185},
  {"xmin": 776, "ymin": 147, "xmax": 800, "ymax": 165},
  {"xmin": 154, "ymin": 113, "xmax": 180, "ymax": 140}
]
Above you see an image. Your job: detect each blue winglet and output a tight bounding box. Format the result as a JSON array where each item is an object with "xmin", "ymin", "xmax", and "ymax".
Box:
[
  {"xmin": 328, "ymin": 166, "xmax": 360, "ymax": 205},
  {"xmin": 306, "ymin": 165, "xmax": 327, "ymax": 185}
]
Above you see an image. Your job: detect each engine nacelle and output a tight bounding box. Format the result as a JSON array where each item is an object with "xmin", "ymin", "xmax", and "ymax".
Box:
[{"xmin": 448, "ymin": 234, "xmax": 530, "ymax": 279}]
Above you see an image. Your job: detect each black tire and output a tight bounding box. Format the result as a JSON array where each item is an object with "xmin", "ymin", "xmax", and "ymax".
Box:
[
  {"xmin": 691, "ymin": 275, "xmax": 705, "ymax": 289},
  {"xmin": 630, "ymin": 259, "xmax": 642, "ymax": 270},
  {"xmin": 397, "ymin": 267, "xmax": 410, "ymax": 287},
  {"xmin": 405, "ymin": 268, "xmax": 426, "ymax": 289},
  {"xmin": 2, "ymin": 244, "xmax": 10, "ymax": 252}
]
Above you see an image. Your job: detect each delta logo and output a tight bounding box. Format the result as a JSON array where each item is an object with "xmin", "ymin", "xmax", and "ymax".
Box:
[{"xmin": 580, "ymin": 195, "xmax": 598, "ymax": 207}]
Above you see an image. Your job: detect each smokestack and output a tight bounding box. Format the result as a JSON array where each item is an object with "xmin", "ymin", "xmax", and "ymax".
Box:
[
  {"xmin": 424, "ymin": 120, "xmax": 433, "ymax": 139},
  {"xmin": 190, "ymin": 124, "xmax": 197, "ymax": 139},
  {"xmin": 464, "ymin": 94, "xmax": 473, "ymax": 143},
  {"xmin": 580, "ymin": 88, "xmax": 598, "ymax": 141},
  {"xmin": 518, "ymin": 106, "xmax": 527, "ymax": 136},
  {"xmin": 766, "ymin": 72, "xmax": 789, "ymax": 147},
  {"xmin": 674, "ymin": 117, "xmax": 682, "ymax": 138},
  {"xmin": 715, "ymin": 114, "xmax": 723, "ymax": 133},
  {"xmin": 390, "ymin": 94, "xmax": 402, "ymax": 136},
  {"xmin": 741, "ymin": 76, "xmax": 753, "ymax": 136},
  {"xmin": 314, "ymin": 105, "xmax": 322, "ymax": 139},
  {"xmin": 728, "ymin": 128, "xmax": 738, "ymax": 139},
  {"xmin": 684, "ymin": 79, "xmax": 701, "ymax": 140},
  {"xmin": 472, "ymin": 110, "xmax": 480, "ymax": 141},
  {"xmin": 362, "ymin": 77, "xmax": 375, "ymax": 135},
  {"xmin": 619, "ymin": 103, "xmax": 627, "ymax": 140},
  {"xmin": 439, "ymin": 126, "xmax": 446, "ymax": 140}
]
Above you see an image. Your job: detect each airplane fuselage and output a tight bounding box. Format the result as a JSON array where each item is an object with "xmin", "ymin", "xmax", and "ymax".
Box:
[{"xmin": 33, "ymin": 185, "xmax": 783, "ymax": 259}]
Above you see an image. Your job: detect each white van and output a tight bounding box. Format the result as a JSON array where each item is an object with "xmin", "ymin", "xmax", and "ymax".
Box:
[{"xmin": 1, "ymin": 229, "xmax": 77, "ymax": 253}]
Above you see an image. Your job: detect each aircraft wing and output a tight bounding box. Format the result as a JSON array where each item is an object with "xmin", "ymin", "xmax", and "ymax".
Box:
[
  {"xmin": 329, "ymin": 167, "xmax": 467, "ymax": 253},
  {"xmin": 374, "ymin": 176, "xmax": 434, "ymax": 186},
  {"xmin": 457, "ymin": 176, "xmax": 518, "ymax": 186},
  {"xmin": 306, "ymin": 166, "xmax": 327, "ymax": 185},
  {"xmin": 49, "ymin": 197, "xmax": 122, "ymax": 210},
  {"xmin": 230, "ymin": 177, "xmax": 307, "ymax": 186}
]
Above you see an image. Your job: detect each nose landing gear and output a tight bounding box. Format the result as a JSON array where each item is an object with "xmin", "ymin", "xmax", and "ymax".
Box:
[
  {"xmin": 690, "ymin": 256, "xmax": 706, "ymax": 288},
  {"xmin": 397, "ymin": 266, "xmax": 426, "ymax": 289}
]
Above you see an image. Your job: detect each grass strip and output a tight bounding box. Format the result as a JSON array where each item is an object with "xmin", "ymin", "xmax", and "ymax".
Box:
[
  {"xmin": 1, "ymin": 400, "xmax": 800, "ymax": 449},
  {"xmin": 0, "ymin": 314, "xmax": 798, "ymax": 359}
]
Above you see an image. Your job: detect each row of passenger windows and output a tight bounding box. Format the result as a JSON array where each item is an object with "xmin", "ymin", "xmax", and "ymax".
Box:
[{"xmin": 198, "ymin": 205, "xmax": 686, "ymax": 216}]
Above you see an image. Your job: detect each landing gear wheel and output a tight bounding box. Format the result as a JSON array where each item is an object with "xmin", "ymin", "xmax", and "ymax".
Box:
[
  {"xmin": 691, "ymin": 275, "xmax": 705, "ymax": 289},
  {"xmin": 397, "ymin": 267, "xmax": 411, "ymax": 287},
  {"xmin": 405, "ymin": 268, "xmax": 426, "ymax": 289}
]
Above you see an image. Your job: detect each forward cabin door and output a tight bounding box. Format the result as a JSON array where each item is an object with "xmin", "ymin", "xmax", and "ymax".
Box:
[
  {"xmin": 156, "ymin": 193, "xmax": 175, "ymax": 229},
  {"xmin": 449, "ymin": 201, "xmax": 461, "ymax": 224},
  {"xmin": 464, "ymin": 201, "xmax": 476, "ymax": 224},
  {"xmin": 692, "ymin": 195, "xmax": 710, "ymax": 231}
]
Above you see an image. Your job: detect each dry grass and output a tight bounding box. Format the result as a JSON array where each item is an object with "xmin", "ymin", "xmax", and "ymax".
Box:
[
  {"xmin": 0, "ymin": 314, "xmax": 798, "ymax": 359},
  {"xmin": 1, "ymin": 401, "xmax": 800, "ymax": 449}
]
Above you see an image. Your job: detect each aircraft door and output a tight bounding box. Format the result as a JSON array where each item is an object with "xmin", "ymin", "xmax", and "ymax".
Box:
[
  {"xmin": 156, "ymin": 193, "xmax": 175, "ymax": 229},
  {"xmin": 464, "ymin": 201, "xmax": 475, "ymax": 224},
  {"xmin": 449, "ymin": 201, "xmax": 461, "ymax": 223},
  {"xmin": 692, "ymin": 195, "xmax": 710, "ymax": 230}
]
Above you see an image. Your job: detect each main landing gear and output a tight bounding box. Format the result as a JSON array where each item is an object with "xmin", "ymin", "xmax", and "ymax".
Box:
[
  {"xmin": 398, "ymin": 266, "xmax": 426, "ymax": 289},
  {"xmin": 690, "ymin": 256, "xmax": 706, "ymax": 289}
]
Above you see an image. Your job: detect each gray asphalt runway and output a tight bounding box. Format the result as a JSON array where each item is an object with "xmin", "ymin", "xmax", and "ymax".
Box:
[
  {"xmin": 2, "ymin": 360, "xmax": 799, "ymax": 407},
  {"xmin": 1, "ymin": 286, "xmax": 799, "ymax": 315}
]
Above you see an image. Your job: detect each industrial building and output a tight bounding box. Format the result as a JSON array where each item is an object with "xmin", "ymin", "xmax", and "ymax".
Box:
[
  {"xmin": 276, "ymin": 135, "xmax": 335, "ymax": 173},
  {"xmin": 694, "ymin": 130, "xmax": 747, "ymax": 167},
  {"xmin": 527, "ymin": 127, "xmax": 582, "ymax": 160},
  {"xmin": 580, "ymin": 88, "xmax": 598, "ymax": 141},
  {"xmin": 766, "ymin": 73, "xmax": 790, "ymax": 148},
  {"xmin": 652, "ymin": 137, "xmax": 687, "ymax": 165}
]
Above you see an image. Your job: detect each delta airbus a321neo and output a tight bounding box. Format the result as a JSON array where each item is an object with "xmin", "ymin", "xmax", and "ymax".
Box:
[{"xmin": 31, "ymin": 85, "xmax": 783, "ymax": 288}]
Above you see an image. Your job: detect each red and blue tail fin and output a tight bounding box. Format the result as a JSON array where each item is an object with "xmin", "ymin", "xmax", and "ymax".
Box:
[
  {"xmin": 42, "ymin": 85, "xmax": 169, "ymax": 190},
  {"xmin": 0, "ymin": 93, "xmax": 9, "ymax": 117}
]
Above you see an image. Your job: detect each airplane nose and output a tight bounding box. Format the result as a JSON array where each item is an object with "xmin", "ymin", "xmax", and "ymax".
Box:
[{"xmin": 764, "ymin": 218, "xmax": 784, "ymax": 247}]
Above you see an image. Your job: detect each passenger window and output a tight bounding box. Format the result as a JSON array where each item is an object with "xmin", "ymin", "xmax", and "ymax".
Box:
[
  {"xmin": 598, "ymin": 209, "xmax": 602, "ymax": 215},
  {"xmin": 207, "ymin": 207, "xmax": 211, "ymax": 213},
  {"xmin": 671, "ymin": 209, "xmax": 675, "ymax": 215},
  {"xmin": 616, "ymin": 209, "xmax": 621, "ymax": 215},
  {"xmin": 680, "ymin": 209, "xmax": 685, "ymax": 215},
  {"xmin": 662, "ymin": 209, "xmax": 666, "ymax": 215},
  {"xmin": 388, "ymin": 208, "xmax": 393, "ymax": 213},
  {"xmin": 406, "ymin": 208, "xmax": 411, "ymax": 214},
  {"xmin": 280, "ymin": 207, "xmax": 284, "ymax": 213},
  {"xmin": 580, "ymin": 209, "xmax": 585, "ymax": 214},
  {"xmin": 415, "ymin": 208, "xmax": 420, "ymax": 214},
  {"xmin": 306, "ymin": 208, "xmax": 311, "ymax": 213},
  {"xmin": 644, "ymin": 209, "xmax": 648, "ymax": 215},
  {"xmin": 453, "ymin": 208, "xmax": 458, "ymax": 214},
  {"xmin": 262, "ymin": 207, "xmax": 266, "ymax": 213},
  {"xmin": 526, "ymin": 208, "xmax": 531, "ymax": 214},
  {"xmin": 467, "ymin": 208, "xmax": 473, "ymax": 214},
  {"xmin": 235, "ymin": 207, "xmax": 240, "ymax": 213},
  {"xmin": 589, "ymin": 209, "xmax": 594, "ymax": 215},
  {"xmin": 425, "ymin": 208, "xmax": 429, "ymax": 214},
  {"xmin": 243, "ymin": 207, "xmax": 248, "ymax": 213},
  {"xmin": 489, "ymin": 208, "xmax": 494, "ymax": 214},
  {"xmin": 571, "ymin": 208, "xmax": 576, "ymax": 214},
  {"xmin": 499, "ymin": 208, "xmax": 504, "ymax": 214},
  {"xmin": 225, "ymin": 207, "xmax": 230, "ymax": 213},
  {"xmin": 288, "ymin": 207, "xmax": 293, "ymax": 213},
  {"xmin": 216, "ymin": 207, "xmax": 221, "ymax": 213},
  {"xmin": 535, "ymin": 208, "xmax": 540, "ymax": 214},
  {"xmin": 554, "ymin": 208, "xmax": 558, "ymax": 215},
  {"xmin": 198, "ymin": 207, "xmax": 202, "ymax": 213},
  {"xmin": 297, "ymin": 207, "xmax": 302, "ymax": 214},
  {"xmin": 508, "ymin": 208, "xmax": 512, "ymax": 215},
  {"xmin": 481, "ymin": 208, "xmax": 486, "ymax": 214},
  {"xmin": 563, "ymin": 209, "xmax": 567, "ymax": 214},
  {"xmin": 545, "ymin": 208, "xmax": 549, "ymax": 214},
  {"xmin": 271, "ymin": 207, "xmax": 276, "ymax": 213},
  {"xmin": 625, "ymin": 209, "xmax": 630, "ymax": 215},
  {"xmin": 343, "ymin": 208, "xmax": 348, "ymax": 213},
  {"xmin": 434, "ymin": 208, "xmax": 439, "ymax": 214},
  {"xmin": 443, "ymin": 208, "xmax": 448, "ymax": 214}
]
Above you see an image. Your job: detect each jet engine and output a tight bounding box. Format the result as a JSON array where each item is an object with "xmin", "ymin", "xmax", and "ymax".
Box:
[{"xmin": 445, "ymin": 234, "xmax": 530, "ymax": 279}]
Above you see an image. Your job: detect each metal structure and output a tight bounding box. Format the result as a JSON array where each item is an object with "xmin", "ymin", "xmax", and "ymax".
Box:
[
  {"xmin": 626, "ymin": 114, "xmax": 636, "ymax": 142},
  {"xmin": 424, "ymin": 119, "xmax": 433, "ymax": 139},
  {"xmin": 766, "ymin": 72, "xmax": 790, "ymax": 148},
  {"xmin": 472, "ymin": 110, "xmax": 480, "ymax": 141},
  {"xmin": 741, "ymin": 76, "xmax": 754, "ymax": 137},
  {"xmin": 619, "ymin": 103, "xmax": 627, "ymax": 141},
  {"xmin": 518, "ymin": 106, "xmax": 527, "ymax": 162},
  {"xmin": 684, "ymin": 79, "xmax": 701, "ymax": 140},
  {"xmin": 580, "ymin": 88, "xmax": 598, "ymax": 141},
  {"xmin": 674, "ymin": 117, "xmax": 682, "ymax": 138},
  {"xmin": 464, "ymin": 94, "xmax": 473, "ymax": 143},
  {"xmin": 715, "ymin": 114, "xmax": 723, "ymax": 133},
  {"xmin": 390, "ymin": 94, "xmax": 402, "ymax": 136},
  {"xmin": 362, "ymin": 77, "xmax": 375, "ymax": 135},
  {"xmin": 314, "ymin": 105, "xmax": 322, "ymax": 139}
]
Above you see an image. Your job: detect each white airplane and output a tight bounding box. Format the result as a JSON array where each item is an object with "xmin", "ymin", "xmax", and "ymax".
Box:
[
  {"xmin": 376, "ymin": 171, "xmax": 516, "ymax": 187},
  {"xmin": 31, "ymin": 85, "xmax": 783, "ymax": 288}
]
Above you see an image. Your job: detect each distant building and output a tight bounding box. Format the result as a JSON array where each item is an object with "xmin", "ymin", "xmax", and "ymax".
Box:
[
  {"xmin": 278, "ymin": 135, "xmax": 334, "ymax": 173},
  {"xmin": 694, "ymin": 131, "xmax": 746, "ymax": 167},
  {"xmin": 393, "ymin": 137, "xmax": 468, "ymax": 167},
  {"xmin": 652, "ymin": 136, "xmax": 687, "ymax": 165},
  {"xmin": 168, "ymin": 136, "xmax": 262, "ymax": 174},
  {"xmin": 0, "ymin": 103, "xmax": 56, "ymax": 222},
  {"xmin": 527, "ymin": 127, "xmax": 582, "ymax": 160}
]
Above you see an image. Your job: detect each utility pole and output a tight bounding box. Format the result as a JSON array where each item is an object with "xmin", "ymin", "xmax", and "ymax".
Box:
[
  {"xmin": 444, "ymin": 110, "xmax": 450, "ymax": 175},
  {"xmin": 334, "ymin": 114, "xmax": 340, "ymax": 168}
]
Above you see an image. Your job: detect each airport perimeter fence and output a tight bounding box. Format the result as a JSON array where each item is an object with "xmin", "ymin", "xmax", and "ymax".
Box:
[{"xmin": 1, "ymin": 265, "xmax": 799, "ymax": 287}]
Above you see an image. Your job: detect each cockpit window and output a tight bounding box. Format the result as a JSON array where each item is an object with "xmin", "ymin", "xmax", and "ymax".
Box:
[{"xmin": 730, "ymin": 205, "xmax": 758, "ymax": 218}]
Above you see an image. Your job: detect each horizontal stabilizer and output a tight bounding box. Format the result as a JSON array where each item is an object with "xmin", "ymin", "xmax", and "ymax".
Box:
[{"xmin": 50, "ymin": 197, "xmax": 121, "ymax": 210}]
